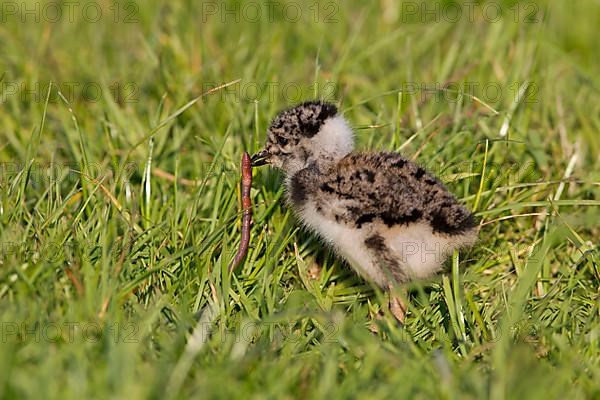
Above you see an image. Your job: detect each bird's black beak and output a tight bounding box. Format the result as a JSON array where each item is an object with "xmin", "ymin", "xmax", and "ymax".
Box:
[{"xmin": 250, "ymin": 149, "xmax": 270, "ymax": 167}]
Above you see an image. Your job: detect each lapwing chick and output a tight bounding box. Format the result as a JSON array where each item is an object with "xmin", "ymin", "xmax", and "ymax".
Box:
[{"xmin": 251, "ymin": 101, "xmax": 478, "ymax": 322}]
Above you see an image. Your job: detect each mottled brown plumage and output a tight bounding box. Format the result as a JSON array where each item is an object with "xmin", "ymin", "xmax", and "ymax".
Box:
[{"xmin": 290, "ymin": 152, "xmax": 476, "ymax": 235}]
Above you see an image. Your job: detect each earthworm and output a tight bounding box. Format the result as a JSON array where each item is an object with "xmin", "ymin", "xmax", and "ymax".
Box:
[{"xmin": 228, "ymin": 152, "xmax": 253, "ymax": 272}]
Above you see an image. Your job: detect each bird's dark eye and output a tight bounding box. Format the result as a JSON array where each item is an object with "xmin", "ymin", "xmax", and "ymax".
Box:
[{"xmin": 277, "ymin": 136, "xmax": 289, "ymax": 146}]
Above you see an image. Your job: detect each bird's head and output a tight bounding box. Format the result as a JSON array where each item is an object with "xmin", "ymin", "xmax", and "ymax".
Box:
[{"xmin": 251, "ymin": 101, "xmax": 354, "ymax": 175}]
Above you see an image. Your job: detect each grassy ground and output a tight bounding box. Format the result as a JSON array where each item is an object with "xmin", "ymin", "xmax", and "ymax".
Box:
[{"xmin": 0, "ymin": 0, "xmax": 599, "ymax": 398}]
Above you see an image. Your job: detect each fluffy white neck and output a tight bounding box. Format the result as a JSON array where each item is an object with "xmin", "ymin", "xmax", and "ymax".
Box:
[{"xmin": 309, "ymin": 115, "xmax": 354, "ymax": 166}]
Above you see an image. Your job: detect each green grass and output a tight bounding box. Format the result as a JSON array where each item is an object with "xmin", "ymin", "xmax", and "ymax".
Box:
[{"xmin": 0, "ymin": 0, "xmax": 599, "ymax": 398}]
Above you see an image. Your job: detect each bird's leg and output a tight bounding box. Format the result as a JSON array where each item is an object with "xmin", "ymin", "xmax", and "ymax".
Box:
[
  {"xmin": 363, "ymin": 234, "xmax": 410, "ymax": 325},
  {"xmin": 368, "ymin": 285, "xmax": 408, "ymax": 328},
  {"xmin": 387, "ymin": 286, "xmax": 408, "ymax": 325}
]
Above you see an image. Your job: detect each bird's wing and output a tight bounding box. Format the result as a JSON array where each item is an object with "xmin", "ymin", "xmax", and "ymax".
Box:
[{"xmin": 315, "ymin": 152, "xmax": 476, "ymax": 235}]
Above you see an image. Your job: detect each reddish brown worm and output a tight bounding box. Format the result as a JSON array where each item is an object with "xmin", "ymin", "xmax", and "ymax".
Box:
[{"xmin": 228, "ymin": 151, "xmax": 253, "ymax": 272}]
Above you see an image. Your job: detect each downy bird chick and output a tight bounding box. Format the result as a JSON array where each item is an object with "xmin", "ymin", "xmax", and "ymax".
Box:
[{"xmin": 251, "ymin": 101, "xmax": 478, "ymax": 320}]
